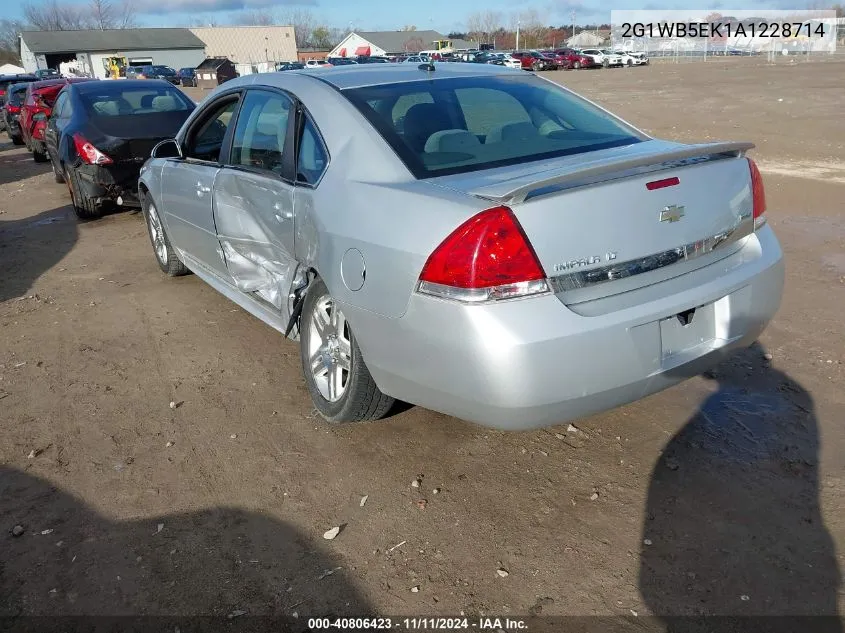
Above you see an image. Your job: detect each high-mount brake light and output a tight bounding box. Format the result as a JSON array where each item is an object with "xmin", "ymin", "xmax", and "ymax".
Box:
[{"xmin": 417, "ymin": 206, "xmax": 549, "ymax": 303}]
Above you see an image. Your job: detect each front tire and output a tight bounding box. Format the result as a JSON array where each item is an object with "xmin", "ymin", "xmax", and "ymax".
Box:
[
  {"xmin": 602, "ymin": 59, "xmax": 610, "ymax": 68},
  {"xmin": 573, "ymin": 61, "xmax": 581, "ymax": 69},
  {"xmin": 300, "ymin": 279, "xmax": 394, "ymax": 423},
  {"xmin": 32, "ymin": 147, "xmax": 48, "ymax": 163},
  {"xmin": 141, "ymin": 194, "xmax": 189, "ymax": 276}
]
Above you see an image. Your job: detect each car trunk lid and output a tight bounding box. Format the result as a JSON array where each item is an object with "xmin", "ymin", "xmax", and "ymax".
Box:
[
  {"xmin": 88, "ymin": 113, "xmax": 191, "ymax": 164},
  {"xmin": 431, "ymin": 140, "xmax": 757, "ymax": 306}
]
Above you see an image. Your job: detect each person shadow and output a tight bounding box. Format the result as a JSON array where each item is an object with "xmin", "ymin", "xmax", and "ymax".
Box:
[
  {"xmin": 639, "ymin": 342, "xmax": 842, "ymax": 633},
  {"xmin": 0, "ymin": 466, "xmax": 372, "ymax": 632}
]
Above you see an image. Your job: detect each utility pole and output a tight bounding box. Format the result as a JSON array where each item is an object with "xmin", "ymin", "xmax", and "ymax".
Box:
[
  {"xmin": 571, "ymin": 10, "xmax": 576, "ymax": 41},
  {"xmin": 516, "ymin": 20, "xmax": 520, "ymax": 50}
]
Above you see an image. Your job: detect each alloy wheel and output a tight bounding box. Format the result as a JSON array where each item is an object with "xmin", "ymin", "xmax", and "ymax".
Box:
[
  {"xmin": 146, "ymin": 202, "xmax": 168, "ymax": 264},
  {"xmin": 308, "ymin": 296, "xmax": 352, "ymax": 402}
]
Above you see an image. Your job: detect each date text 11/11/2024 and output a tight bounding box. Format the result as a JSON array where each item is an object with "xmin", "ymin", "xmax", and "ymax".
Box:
[{"xmin": 306, "ymin": 617, "xmax": 529, "ymax": 630}]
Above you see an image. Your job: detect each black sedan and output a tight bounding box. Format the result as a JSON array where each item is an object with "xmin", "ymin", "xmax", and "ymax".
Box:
[
  {"xmin": 44, "ymin": 79, "xmax": 196, "ymax": 219},
  {"xmin": 141, "ymin": 65, "xmax": 181, "ymax": 85}
]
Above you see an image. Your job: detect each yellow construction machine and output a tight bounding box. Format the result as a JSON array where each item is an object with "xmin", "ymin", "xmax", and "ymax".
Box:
[{"xmin": 103, "ymin": 56, "xmax": 127, "ymax": 79}]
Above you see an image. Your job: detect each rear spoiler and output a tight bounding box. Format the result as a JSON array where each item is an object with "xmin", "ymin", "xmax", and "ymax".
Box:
[{"xmin": 470, "ymin": 141, "xmax": 755, "ymax": 205}]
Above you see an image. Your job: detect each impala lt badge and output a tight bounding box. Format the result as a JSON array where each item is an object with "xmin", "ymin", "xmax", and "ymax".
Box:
[
  {"xmin": 553, "ymin": 251, "xmax": 618, "ymax": 273},
  {"xmin": 660, "ymin": 205, "xmax": 685, "ymax": 223}
]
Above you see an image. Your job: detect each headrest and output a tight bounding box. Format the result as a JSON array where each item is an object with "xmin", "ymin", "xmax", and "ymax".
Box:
[{"xmin": 424, "ymin": 129, "xmax": 482, "ymax": 154}]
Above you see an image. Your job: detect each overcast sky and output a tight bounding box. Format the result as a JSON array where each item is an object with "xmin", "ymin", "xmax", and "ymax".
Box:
[{"xmin": 9, "ymin": 0, "xmax": 803, "ymax": 34}]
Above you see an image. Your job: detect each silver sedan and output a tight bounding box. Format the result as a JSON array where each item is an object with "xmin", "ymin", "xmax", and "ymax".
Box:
[{"xmin": 138, "ymin": 63, "xmax": 784, "ymax": 430}]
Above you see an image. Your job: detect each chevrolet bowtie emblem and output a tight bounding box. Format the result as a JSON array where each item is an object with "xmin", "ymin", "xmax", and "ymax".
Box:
[{"xmin": 659, "ymin": 205, "xmax": 685, "ymax": 223}]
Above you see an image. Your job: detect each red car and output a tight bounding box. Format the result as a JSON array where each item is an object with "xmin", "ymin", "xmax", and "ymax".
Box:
[
  {"xmin": 549, "ymin": 48, "xmax": 595, "ymax": 70},
  {"xmin": 511, "ymin": 51, "xmax": 558, "ymax": 71},
  {"xmin": 19, "ymin": 77, "xmax": 95, "ymax": 163}
]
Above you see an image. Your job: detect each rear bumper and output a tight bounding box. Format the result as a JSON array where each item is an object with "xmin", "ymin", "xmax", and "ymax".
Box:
[
  {"xmin": 75, "ymin": 163, "xmax": 142, "ymax": 207},
  {"xmin": 347, "ymin": 225, "xmax": 784, "ymax": 430}
]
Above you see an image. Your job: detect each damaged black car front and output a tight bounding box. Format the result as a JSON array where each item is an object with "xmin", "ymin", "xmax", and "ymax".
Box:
[{"xmin": 46, "ymin": 79, "xmax": 196, "ymax": 219}]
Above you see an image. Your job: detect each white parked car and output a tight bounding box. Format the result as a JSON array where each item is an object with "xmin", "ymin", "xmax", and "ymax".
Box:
[
  {"xmin": 614, "ymin": 51, "xmax": 649, "ymax": 66},
  {"xmin": 401, "ymin": 56, "xmax": 426, "ymax": 63},
  {"xmin": 502, "ymin": 56, "xmax": 522, "ymax": 69},
  {"xmin": 580, "ymin": 49, "xmax": 624, "ymax": 68},
  {"xmin": 305, "ymin": 60, "xmax": 332, "ymax": 69}
]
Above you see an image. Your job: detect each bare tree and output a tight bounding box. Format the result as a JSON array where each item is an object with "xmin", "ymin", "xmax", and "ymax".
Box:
[
  {"xmin": 401, "ymin": 25, "xmax": 417, "ymax": 31},
  {"xmin": 479, "ymin": 10, "xmax": 501, "ymax": 43},
  {"xmin": 466, "ymin": 11, "xmax": 484, "ymax": 42},
  {"xmin": 281, "ymin": 9, "xmax": 315, "ymax": 48},
  {"xmin": 23, "ymin": 0, "xmax": 135, "ymax": 30},
  {"xmin": 23, "ymin": 0, "xmax": 90, "ymax": 30},
  {"xmin": 311, "ymin": 26, "xmax": 332, "ymax": 49},
  {"xmin": 0, "ymin": 19, "xmax": 24, "ymax": 63},
  {"xmin": 517, "ymin": 9, "xmax": 547, "ymax": 48}
]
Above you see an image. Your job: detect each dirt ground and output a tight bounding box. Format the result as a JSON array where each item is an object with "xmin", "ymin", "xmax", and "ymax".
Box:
[{"xmin": 1, "ymin": 56, "xmax": 844, "ymax": 628}]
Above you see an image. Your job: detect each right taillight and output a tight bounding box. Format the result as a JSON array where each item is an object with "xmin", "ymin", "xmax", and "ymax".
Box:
[
  {"xmin": 417, "ymin": 206, "xmax": 550, "ymax": 303},
  {"xmin": 747, "ymin": 157, "xmax": 767, "ymax": 230}
]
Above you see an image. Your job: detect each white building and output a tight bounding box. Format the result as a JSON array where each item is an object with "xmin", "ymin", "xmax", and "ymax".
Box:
[{"xmin": 19, "ymin": 28, "xmax": 207, "ymax": 79}]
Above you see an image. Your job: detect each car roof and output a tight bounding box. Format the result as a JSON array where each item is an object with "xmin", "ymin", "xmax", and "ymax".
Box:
[
  {"xmin": 72, "ymin": 78, "xmax": 174, "ymax": 93},
  {"xmin": 286, "ymin": 61, "xmax": 518, "ymax": 90}
]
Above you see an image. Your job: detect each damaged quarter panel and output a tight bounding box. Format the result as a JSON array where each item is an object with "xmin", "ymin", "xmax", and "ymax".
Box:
[{"xmin": 287, "ymin": 75, "xmax": 485, "ymax": 320}]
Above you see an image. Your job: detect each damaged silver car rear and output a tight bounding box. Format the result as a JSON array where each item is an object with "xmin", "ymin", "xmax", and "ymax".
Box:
[{"xmin": 138, "ymin": 63, "xmax": 783, "ymax": 430}]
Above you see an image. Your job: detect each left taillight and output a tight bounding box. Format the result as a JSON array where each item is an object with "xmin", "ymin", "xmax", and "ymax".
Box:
[
  {"xmin": 73, "ymin": 133, "xmax": 113, "ymax": 165},
  {"xmin": 417, "ymin": 206, "xmax": 550, "ymax": 303},
  {"xmin": 747, "ymin": 157, "xmax": 766, "ymax": 230}
]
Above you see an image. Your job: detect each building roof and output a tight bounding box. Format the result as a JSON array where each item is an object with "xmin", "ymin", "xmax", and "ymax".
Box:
[
  {"xmin": 353, "ymin": 30, "xmax": 475, "ymax": 53},
  {"xmin": 189, "ymin": 26, "xmax": 297, "ymax": 64},
  {"xmin": 21, "ymin": 28, "xmax": 205, "ymax": 54}
]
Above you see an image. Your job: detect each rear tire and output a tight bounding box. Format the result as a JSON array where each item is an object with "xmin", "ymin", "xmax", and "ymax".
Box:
[
  {"xmin": 300, "ymin": 278, "xmax": 394, "ymax": 424},
  {"xmin": 32, "ymin": 147, "xmax": 48, "ymax": 163},
  {"xmin": 627, "ymin": 59, "xmax": 633, "ymax": 67},
  {"xmin": 141, "ymin": 194, "xmax": 190, "ymax": 276},
  {"xmin": 66, "ymin": 167, "xmax": 102, "ymax": 220},
  {"xmin": 11, "ymin": 134, "xmax": 24, "ymax": 146},
  {"xmin": 51, "ymin": 158, "xmax": 65, "ymax": 183},
  {"xmin": 573, "ymin": 61, "xmax": 581, "ymax": 69}
]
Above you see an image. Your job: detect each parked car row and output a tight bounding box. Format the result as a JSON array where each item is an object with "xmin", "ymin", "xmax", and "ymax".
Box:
[
  {"xmin": 3, "ymin": 77, "xmax": 196, "ymax": 219},
  {"xmin": 320, "ymin": 47, "xmax": 649, "ymax": 73}
]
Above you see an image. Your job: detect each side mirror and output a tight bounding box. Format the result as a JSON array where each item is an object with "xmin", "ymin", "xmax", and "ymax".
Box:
[{"xmin": 151, "ymin": 138, "xmax": 182, "ymax": 159}]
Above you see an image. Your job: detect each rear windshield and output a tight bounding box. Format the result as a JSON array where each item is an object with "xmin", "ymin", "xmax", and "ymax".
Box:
[
  {"xmin": 342, "ymin": 75, "xmax": 642, "ymax": 178},
  {"xmin": 8, "ymin": 85, "xmax": 29, "ymax": 105},
  {"xmin": 79, "ymin": 86, "xmax": 194, "ymax": 117}
]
